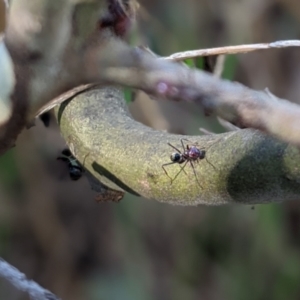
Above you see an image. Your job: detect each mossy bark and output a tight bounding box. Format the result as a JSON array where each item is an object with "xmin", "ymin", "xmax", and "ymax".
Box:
[{"xmin": 55, "ymin": 86, "xmax": 300, "ymax": 205}]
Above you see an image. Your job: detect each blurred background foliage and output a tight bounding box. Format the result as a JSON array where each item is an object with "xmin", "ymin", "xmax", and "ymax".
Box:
[{"xmin": 1, "ymin": 0, "xmax": 300, "ymax": 299}]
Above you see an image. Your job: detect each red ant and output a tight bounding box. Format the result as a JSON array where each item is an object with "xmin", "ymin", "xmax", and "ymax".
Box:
[{"xmin": 162, "ymin": 139, "xmax": 217, "ymax": 188}]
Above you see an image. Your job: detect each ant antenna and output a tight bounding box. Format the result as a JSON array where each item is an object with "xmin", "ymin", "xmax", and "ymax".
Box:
[
  {"xmin": 162, "ymin": 161, "xmax": 177, "ymax": 180},
  {"xmin": 167, "ymin": 143, "xmax": 182, "ymax": 154}
]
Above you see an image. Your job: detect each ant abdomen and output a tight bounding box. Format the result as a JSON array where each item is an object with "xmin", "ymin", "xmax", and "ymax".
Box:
[
  {"xmin": 57, "ymin": 148, "xmax": 84, "ymax": 181},
  {"xmin": 170, "ymin": 153, "xmax": 184, "ymax": 163}
]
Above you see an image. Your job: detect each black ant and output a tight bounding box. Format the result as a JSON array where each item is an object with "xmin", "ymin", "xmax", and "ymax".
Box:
[
  {"xmin": 57, "ymin": 148, "xmax": 84, "ymax": 181},
  {"xmin": 162, "ymin": 139, "xmax": 217, "ymax": 188}
]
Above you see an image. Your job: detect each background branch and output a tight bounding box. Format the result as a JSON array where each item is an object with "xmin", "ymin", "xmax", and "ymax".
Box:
[
  {"xmin": 0, "ymin": 258, "xmax": 60, "ymax": 300},
  {"xmin": 38, "ymin": 37, "xmax": 300, "ymax": 149},
  {"xmin": 163, "ymin": 40, "xmax": 300, "ymax": 61},
  {"xmin": 85, "ymin": 38, "xmax": 300, "ymax": 147},
  {"xmin": 2, "ymin": 0, "xmax": 300, "ymax": 156}
]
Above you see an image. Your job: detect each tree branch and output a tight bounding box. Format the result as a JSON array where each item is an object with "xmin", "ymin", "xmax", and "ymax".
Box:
[
  {"xmin": 39, "ymin": 37, "xmax": 300, "ymax": 149},
  {"xmin": 163, "ymin": 40, "xmax": 300, "ymax": 61},
  {"xmin": 0, "ymin": 258, "xmax": 60, "ymax": 300},
  {"xmin": 2, "ymin": 0, "xmax": 300, "ymax": 156},
  {"xmin": 2, "ymin": 0, "xmax": 300, "ymax": 205},
  {"xmin": 55, "ymin": 86, "xmax": 300, "ymax": 205},
  {"xmin": 84, "ymin": 37, "xmax": 300, "ymax": 147}
]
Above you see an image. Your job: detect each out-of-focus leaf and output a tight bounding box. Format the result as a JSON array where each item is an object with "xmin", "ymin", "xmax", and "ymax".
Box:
[
  {"xmin": 222, "ymin": 55, "xmax": 238, "ymax": 80},
  {"xmin": 0, "ymin": 150, "xmax": 19, "ymax": 190},
  {"xmin": 124, "ymin": 88, "xmax": 134, "ymax": 104},
  {"xmin": 184, "ymin": 58, "xmax": 195, "ymax": 68},
  {"xmin": 195, "ymin": 57, "xmax": 204, "ymax": 70}
]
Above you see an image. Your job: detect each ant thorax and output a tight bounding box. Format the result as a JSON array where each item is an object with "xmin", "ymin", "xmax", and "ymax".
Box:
[{"xmin": 186, "ymin": 146, "xmax": 205, "ymax": 160}]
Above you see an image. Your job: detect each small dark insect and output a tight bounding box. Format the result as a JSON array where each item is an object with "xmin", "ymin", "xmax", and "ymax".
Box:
[
  {"xmin": 57, "ymin": 148, "xmax": 83, "ymax": 181},
  {"xmin": 39, "ymin": 112, "xmax": 52, "ymax": 127},
  {"xmin": 162, "ymin": 139, "xmax": 216, "ymax": 188}
]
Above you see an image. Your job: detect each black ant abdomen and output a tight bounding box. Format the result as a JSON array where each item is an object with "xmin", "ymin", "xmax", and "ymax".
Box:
[
  {"xmin": 170, "ymin": 153, "xmax": 184, "ymax": 163},
  {"xmin": 57, "ymin": 148, "xmax": 84, "ymax": 181}
]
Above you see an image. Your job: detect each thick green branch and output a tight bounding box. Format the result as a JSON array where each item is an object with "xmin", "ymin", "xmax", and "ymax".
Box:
[{"xmin": 56, "ymin": 86, "xmax": 300, "ymax": 205}]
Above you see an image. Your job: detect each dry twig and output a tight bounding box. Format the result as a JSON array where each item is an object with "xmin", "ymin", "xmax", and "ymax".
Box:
[
  {"xmin": 0, "ymin": 258, "xmax": 60, "ymax": 300},
  {"xmin": 163, "ymin": 40, "xmax": 300, "ymax": 61}
]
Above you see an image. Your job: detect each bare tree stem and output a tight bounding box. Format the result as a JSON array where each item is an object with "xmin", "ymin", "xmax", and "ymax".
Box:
[{"xmin": 0, "ymin": 258, "xmax": 60, "ymax": 300}]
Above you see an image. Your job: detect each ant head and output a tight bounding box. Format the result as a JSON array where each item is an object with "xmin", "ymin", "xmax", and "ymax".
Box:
[
  {"xmin": 61, "ymin": 148, "xmax": 72, "ymax": 157},
  {"xmin": 199, "ymin": 149, "xmax": 206, "ymax": 159},
  {"xmin": 170, "ymin": 152, "xmax": 181, "ymax": 163}
]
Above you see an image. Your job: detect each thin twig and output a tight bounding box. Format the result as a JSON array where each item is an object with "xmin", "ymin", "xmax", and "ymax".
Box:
[
  {"xmin": 213, "ymin": 54, "xmax": 226, "ymax": 78},
  {"xmin": 199, "ymin": 127, "xmax": 215, "ymax": 135},
  {"xmin": 217, "ymin": 117, "xmax": 240, "ymax": 132},
  {"xmin": 0, "ymin": 258, "xmax": 60, "ymax": 300},
  {"xmin": 163, "ymin": 40, "xmax": 300, "ymax": 61}
]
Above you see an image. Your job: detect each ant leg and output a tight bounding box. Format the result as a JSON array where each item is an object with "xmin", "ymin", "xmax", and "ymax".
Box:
[
  {"xmin": 189, "ymin": 161, "xmax": 203, "ymax": 189},
  {"xmin": 204, "ymin": 136, "xmax": 223, "ymax": 151},
  {"xmin": 167, "ymin": 143, "xmax": 182, "ymax": 153},
  {"xmin": 162, "ymin": 161, "xmax": 188, "ymax": 182},
  {"xmin": 171, "ymin": 160, "xmax": 189, "ymax": 183},
  {"xmin": 205, "ymin": 157, "xmax": 217, "ymax": 170},
  {"xmin": 57, "ymin": 156, "xmax": 69, "ymax": 162},
  {"xmin": 182, "ymin": 137, "xmax": 222, "ymax": 150},
  {"xmin": 202, "ymin": 138, "xmax": 222, "ymax": 170},
  {"xmin": 180, "ymin": 138, "xmax": 187, "ymax": 152},
  {"xmin": 181, "ymin": 138, "xmax": 197, "ymax": 147},
  {"xmin": 162, "ymin": 162, "xmax": 176, "ymax": 181},
  {"xmin": 179, "ymin": 164, "xmax": 188, "ymax": 175},
  {"xmin": 194, "ymin": 147, "xmax": 216, "ymax": 170}
]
